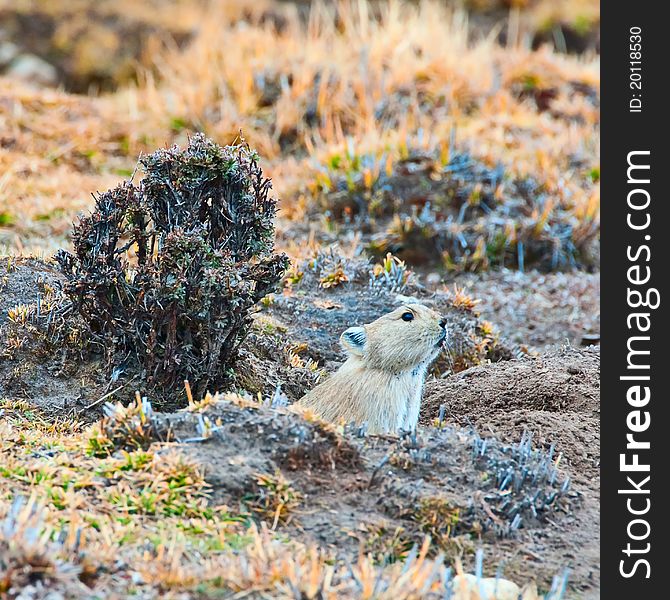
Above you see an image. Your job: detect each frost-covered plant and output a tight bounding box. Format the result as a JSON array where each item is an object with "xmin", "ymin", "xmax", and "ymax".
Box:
[{"xmin": 56, "ymin": 134, "xmax": 289, "ymax": 403}]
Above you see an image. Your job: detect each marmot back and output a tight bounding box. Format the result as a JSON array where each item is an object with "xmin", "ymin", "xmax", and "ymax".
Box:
[{"xmin": 296, "ymin": 303, "xmax": 447, "ymax": 434}]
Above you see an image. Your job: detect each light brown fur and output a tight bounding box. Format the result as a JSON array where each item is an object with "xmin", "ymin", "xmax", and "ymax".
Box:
[{"xmin": 296, "ymin": 303, "xmax": 446, "ymax": 434}]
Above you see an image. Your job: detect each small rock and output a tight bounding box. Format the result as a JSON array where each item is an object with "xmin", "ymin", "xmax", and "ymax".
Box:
[
  {"xmin": 0, "ymin": 41, "xmax": 19, "ymax": 68},
  {"xmin": 7, "ymin": 54, "xmax": 58, "ymax": 86},
  {"xmin": 580, "ymin": 333, "xmax": 600, "ymax": 346},
  {"xmin": 130, "ymin": 571, "xmax": 144, "ymax": 585},
  {"xmin": 452, "ymin": 573, "xmax": 522, "ymax": 600}
]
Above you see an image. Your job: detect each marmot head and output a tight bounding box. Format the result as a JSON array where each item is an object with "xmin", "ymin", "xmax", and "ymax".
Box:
[{"xmin": 340, "ymin": 303, "xmax": 447, "ymax": 372}]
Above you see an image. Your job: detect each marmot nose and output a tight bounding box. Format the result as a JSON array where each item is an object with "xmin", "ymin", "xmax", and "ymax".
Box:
[{"xmin": 439, "ymin": 317, "xmax": 447, "ymax": 329}]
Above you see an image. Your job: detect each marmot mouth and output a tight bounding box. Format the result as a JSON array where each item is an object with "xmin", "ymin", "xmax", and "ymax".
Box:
[{"xmin": 435, "ymin": 331, "xmax": 447, "ymax": 348}]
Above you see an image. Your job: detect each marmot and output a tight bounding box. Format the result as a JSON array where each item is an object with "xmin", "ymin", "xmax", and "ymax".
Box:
[{"xmin": 296, "ymin": 303, "xmax": 447, "ymax": 434}]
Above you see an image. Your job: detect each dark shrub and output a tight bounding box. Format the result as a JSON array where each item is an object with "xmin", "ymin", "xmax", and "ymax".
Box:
[{"xmin": 56, "ymin": 134, "xmax": 289, "ymax": 403}]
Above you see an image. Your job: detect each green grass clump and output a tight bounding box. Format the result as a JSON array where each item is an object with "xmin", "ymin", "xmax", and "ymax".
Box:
[{"xmin": 85, "ymin": 395, "xmax": 166, "ymax": 457}]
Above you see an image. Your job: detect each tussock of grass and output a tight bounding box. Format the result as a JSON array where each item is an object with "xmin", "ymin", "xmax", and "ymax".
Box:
[
  {"xmin": 85, "ymin": 394, "xmax": 166, "ymax": 457},
  {"xmin": 316, "ymin": 142, "xmax": 597, "ymax": 271},
  {"xmin": 245, "ymin": 470, "xmax": 302, "ymax": 528}
]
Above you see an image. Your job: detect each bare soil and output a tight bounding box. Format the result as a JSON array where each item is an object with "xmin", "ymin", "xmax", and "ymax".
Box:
[
  {"xmin": 444, "ymin": 270, "xmax": 600, "ymax": 351},
  {"xmin": 0, "ymin": 258, "xmax": 108, "ymax": 420},
  {"xmin": 421, "ymin": 346, "xmax": 601, "ymax": 596},
  {"xmin": 0, "ymin": 258, "xmax": 61, "ymax": 327},
  {"xmin": 421, "ymin": 346, "xmax": 600, "ymax": 481}
]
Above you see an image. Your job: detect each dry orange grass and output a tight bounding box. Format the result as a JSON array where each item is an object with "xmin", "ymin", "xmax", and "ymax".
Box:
[
  {"xmin": 1, "ymin": 0, "xmax": 598, "ymax": 258},
  {"xmin": 0, "ymin": 80, "xmax": 128, "ymax": 254}
]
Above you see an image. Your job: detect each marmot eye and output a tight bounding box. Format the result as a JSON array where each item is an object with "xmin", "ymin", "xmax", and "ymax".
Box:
[{"xmin": 401, "ymin": 311, "xmax": 414, "ymax": 322}]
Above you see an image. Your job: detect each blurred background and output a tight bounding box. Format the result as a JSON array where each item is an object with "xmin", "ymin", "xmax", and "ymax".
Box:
[
  {"xmin": 0, "ymin": 0, "xmax": 599, "ymax": 279},
  {"xmin": 0, "ymin": 1, "xmax": 599, "ymax": 93}
]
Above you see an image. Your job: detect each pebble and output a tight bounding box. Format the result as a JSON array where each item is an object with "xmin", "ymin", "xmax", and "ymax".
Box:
[
  {"xmin": 451, "ymin": 573, "xmax": 522, "ymax": 600},
  {"xmin": 6, "ymin": 54, "xmax": 58, "ymax": 86},
  {"xmin": 0, "ymin": 41, "xmax": 19, "ymax": 67}
]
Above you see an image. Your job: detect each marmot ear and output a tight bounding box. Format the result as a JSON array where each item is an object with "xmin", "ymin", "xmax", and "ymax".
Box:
[{"xmin": 340, "ymin": 326, "xmax": 367, "ymax": 356}]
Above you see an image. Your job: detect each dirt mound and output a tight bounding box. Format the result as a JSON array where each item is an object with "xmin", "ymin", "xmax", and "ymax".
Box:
[
  {"xmin": 155, "ymin": 394, "xmax": 595, "ymax": 594},
  {"xmin": 159, "ymin": 398, "xmax": 362, "ymax": 496},
  {"xmin": 422, "ymin": 346, "xmax": 600, "ymax": 480},
  {"xmin": 419, "ymin": 346, "xmax": 600, "ymax": 596},
  {"xmin": 264, "ymin": 252, "xmax": 515, "ymax": 374}
]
